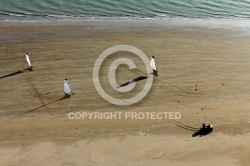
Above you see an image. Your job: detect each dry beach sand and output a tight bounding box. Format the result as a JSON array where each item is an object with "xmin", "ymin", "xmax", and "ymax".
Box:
[{"xmin": 0, "ymin": 20, "xmax": 249, "ymax": 166}]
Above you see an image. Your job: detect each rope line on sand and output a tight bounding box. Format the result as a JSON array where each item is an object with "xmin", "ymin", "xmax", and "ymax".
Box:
[
  {"xmin": 107, "ymin": 56, "xmax": 201, "ymax": 97},
  {"xmin": 170, "ymin": 119, "xmax": 199, "ymax": 130},
  {"xmin": 170, "ymin": 120, "xmax": 197, "ymax": 131}
]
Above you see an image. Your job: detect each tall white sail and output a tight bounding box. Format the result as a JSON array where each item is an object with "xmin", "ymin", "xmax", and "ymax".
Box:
[
  {"xmin": 150, "ymin": 57, "xmax": 157, "ymax": 70},
  {"xmin": 26, "ymin": 53, "xmax": 32, "ymax": 67}
]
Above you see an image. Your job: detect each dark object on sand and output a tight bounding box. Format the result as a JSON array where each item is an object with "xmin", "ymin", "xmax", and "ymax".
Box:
[
  {"xmin": 192, "ymin": 124, "xmax": 213, "ymax": 137},
  {"xmin": 117, "ymin": 76, "xmax": 147, "ymax": 88}
]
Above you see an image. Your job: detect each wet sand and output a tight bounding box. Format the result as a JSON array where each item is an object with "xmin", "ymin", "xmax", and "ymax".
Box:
[{"xmin": 0, "ymin": 21, "xmax": 249, "ymax": 166}]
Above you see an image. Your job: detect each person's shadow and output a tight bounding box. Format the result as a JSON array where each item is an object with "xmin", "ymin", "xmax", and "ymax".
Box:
[
  {"xmin": 192, "ymin": 124, "xmax": 213, "ymax": 137},
  {"xmin": 19, "ymin": 96, "xmax": 67, "ymax": 116}
]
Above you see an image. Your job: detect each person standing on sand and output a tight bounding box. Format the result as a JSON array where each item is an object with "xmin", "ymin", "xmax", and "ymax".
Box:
[
  {"xmin": 150, "ymin": 56, "xmax": 158, "ymax": 76},
  {"xmin": 25, "ymin": 53, "xmax": 33, "ymax": 70},
  {"xmin": 64, "ymin": 79, "xmax": 73, "ymax": 98}
]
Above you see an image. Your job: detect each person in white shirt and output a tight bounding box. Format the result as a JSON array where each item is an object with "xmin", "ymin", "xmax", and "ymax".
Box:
[
  {"xmin": 64, "ymin": 79, "xmax": 72, "ymax": 98},
  {"xmin": 150, "ymin": 56, "xmax": 158, "ymax": 76}
]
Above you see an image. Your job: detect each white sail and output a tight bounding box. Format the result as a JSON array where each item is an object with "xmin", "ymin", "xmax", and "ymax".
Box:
[
  {"xmin": 26, "ymin": 54, "xmax": 32, "ymax": 67},
  {"xmin": 150, "ymin": 58, "xmax": 157, "ymax": 70},
  {"xmin": 64, "ymin": 80, "xmax": 72, "ymax": 94}
]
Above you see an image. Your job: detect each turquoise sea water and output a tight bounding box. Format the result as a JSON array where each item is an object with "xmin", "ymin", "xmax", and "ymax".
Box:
[{"xmin": 1, "ymin": 0, "xmax": 250, "ymax": 21}]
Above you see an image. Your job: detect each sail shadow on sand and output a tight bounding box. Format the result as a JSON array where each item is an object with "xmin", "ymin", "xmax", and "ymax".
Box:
[
  {"xmin": 117, "ymin": 76, "xmax": 148, "ymax": 88},
  {"xmin": 0, "ymin": 68, "xmax": 33, "ymax": 80}
]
